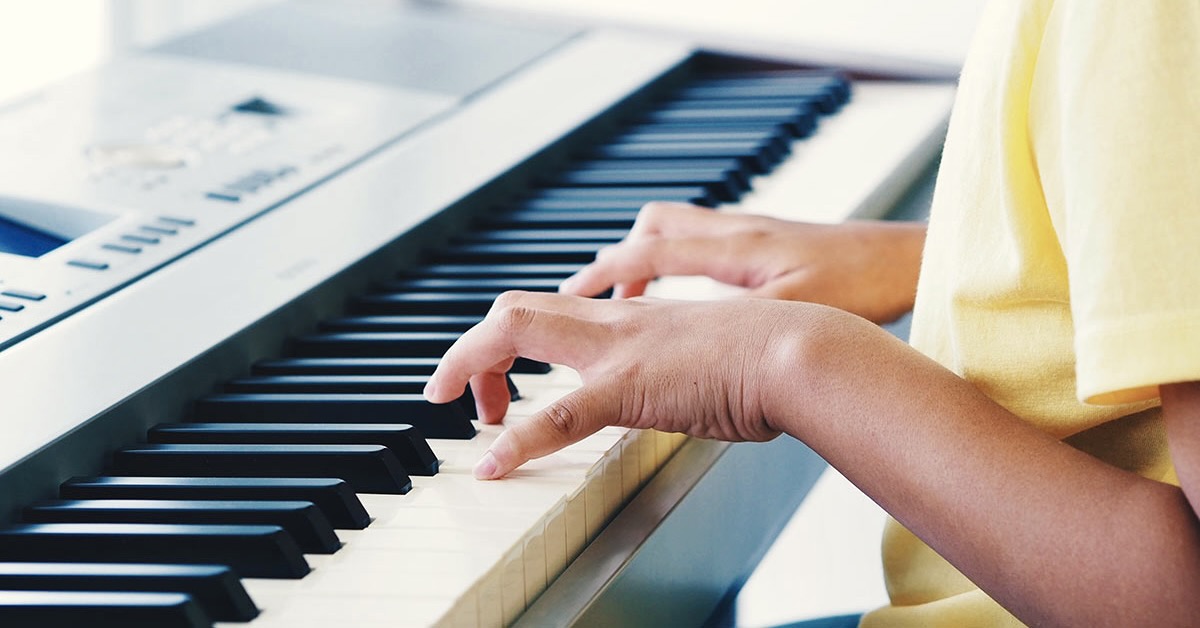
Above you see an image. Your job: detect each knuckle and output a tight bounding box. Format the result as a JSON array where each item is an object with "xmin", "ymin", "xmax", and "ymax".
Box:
[
  {"xmin": 491, "ymin": 289, "xmax": 525, "ymax": 310},
  {"xmin": 542, "ymin": 401, "xmax": 582, "ymax": 439},
  {"xmin": 493, "ymin": 303, "xmax": 537, "ymax": 337}
]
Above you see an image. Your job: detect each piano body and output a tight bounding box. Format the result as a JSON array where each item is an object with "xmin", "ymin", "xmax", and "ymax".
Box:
[{"xmin": 0, "ymin": 2, "xmax": 955, "ymax": 626}]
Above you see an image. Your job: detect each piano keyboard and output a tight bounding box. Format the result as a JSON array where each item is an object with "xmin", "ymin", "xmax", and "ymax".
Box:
[
  {"xmin": 0, "ymin": 12, "xmax": 960, "ymax": 622},
  {"xmin": 0, "ymin": 62, "xmax": 855, "ymax": 627}
]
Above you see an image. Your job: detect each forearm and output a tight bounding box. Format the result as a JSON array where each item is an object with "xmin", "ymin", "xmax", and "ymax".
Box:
[{"xmin": 765, "ymin": 310, "xmax": 1200, "ymax": 627}]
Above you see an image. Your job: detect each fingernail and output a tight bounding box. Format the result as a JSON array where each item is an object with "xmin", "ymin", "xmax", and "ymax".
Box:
[
  {"xmin": 422, "ymin": 381, "xmax": 436, "ymax": 401},
  {"xmin": 473, "ymin": 451, "xmax": 499, "ymax": 480},
  {"xmin": 558, "ymin": 276, "xmax": 577, "ymax": 293}
]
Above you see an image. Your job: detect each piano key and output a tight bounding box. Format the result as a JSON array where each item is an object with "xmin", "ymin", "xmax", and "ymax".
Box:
[
  {"xmin": 640, "ymin": 107, "xmax": 815, "ymax": 138},
  {"xmin": 656, "ymin": 97, "xmax": 819, "ymax": 113},
  {"xmin": 455, "ymin": 228, "xmax": 630, "ymax": 244},
  {"xmin": 0, "ymin": 590, "xmax": 210, "ymax": 628},
  {"xmin": 0, "ymin": 562, "xmax": 256, "ymax": 622},
  {"xmin": 625, "ymin": 119, "xmax": 809, "ymax": 139},
  {"xmin": 375, "ymin": 276, "xmax": 563, "ymax": 293},
  {"xmin": 226, "ymin": 372, "xmax": 518, "ymax": 404},
  {"xmin": 0, "ymin": 523, "xmax": 309, "ymax": 579},
  {"xmin": 504, "ymin": 197, "xmax": 656, "ymax": 212},
  {"xmin": 545, "ymin": 168, "xmax": 744, "ymax": 202},
  {"xmin": 253, "ymin": 357, "xmax": 443, "ymax": 376},
  {"xmin": 478, "ymin": 209, "xmax": 639, "ymax": 230},
  {"xmin": 148, "ymin": 423, "xmax": 440, "ymax": 477},
  {"xmin": 112, "ymin": 444, "xmax": 414, "ymax": 494},
  {"xmin": 59, "ymin": 477, "xmax": 370, "ymax": 530},
  {"xmin": 684, "ymin": 75, "xmax": 850, "ymax": 109},
  {"xmin": 350, "ymin": 292, "xmax": 505, "ymax": 316},
  {"xmin": 23, "ymin": 499, "xmax": 340, "ymax": 554},
  {"xmin": 190, "ymin": 394, "xmax": 477, "ymax": 440},
  {"xmin": 256, "ymin": 354, "xmax": 549, "ymax": 377},
  {"xmin": 289, "ymin": 331, "xmax": 462, "ymax": 357},
  {"xmin": 527, "ymin": 185, "xmax": 717, "ymax": 205},
  {"xmin": 320, "ymin": 315, "xmax": 482, "ymax": 332},
  {"xmin": 570, "ymin": 158, "xmax": 754, "ymax": 184},
  {"xmin": 431, "ymin": 242, "xmax": 608, "ymax": 266},
  {"xmin": 672, "ymin": 90, "xmax": 839, "ymax": 115},
  {"xmin": 227, "ymin": 373, "xmax": 437, "ymax": 393},
  {"xmin": 587, "ymin": 143, "xmax": 777, "ymax": 173},
  {"xmin": 403, "ymin": 263, "xmax": 586, "ymax": 279},
  {"xmin": 611, "ymin": 129, "xmax": 789, "ymax": 158}
]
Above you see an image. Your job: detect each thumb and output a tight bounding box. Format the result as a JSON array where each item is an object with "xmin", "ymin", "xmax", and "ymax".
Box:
[{"xmin": 474, "ymin": 385, "xmax": 616, "ymax": 479}]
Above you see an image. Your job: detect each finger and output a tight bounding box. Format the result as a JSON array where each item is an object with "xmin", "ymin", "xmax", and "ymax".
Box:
[
  {"xmin": 470, "ymin": 369, "xmax": 515, "ymax": 424},
  {"xmin": 561, "ymin": 236, "xmax": 755, "ymax": 298},
  {"xmin": 628, "ymin": 201, "xmax": 773, "ymax": 240},
  {"xmin": 425, "ymin": 293, "xmax": 610, "ymax": 403},
  {"xmin": 612, "ymin": 278, "xmax": 651, "ymax": 300},
  {"xmin": 474, "ymin": 384, "xmax": 616, "ymax": 479}
]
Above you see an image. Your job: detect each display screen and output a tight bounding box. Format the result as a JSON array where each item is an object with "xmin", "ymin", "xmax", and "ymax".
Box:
[{"xmin": 0, "ymin": 214, "xmax": 68, "ymax": 258}]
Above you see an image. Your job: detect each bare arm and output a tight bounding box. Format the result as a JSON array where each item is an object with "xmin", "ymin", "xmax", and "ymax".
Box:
[
  {"xmin": 765, "ymin": 312, "xmax": 1200, "ymax": 628},
  {"xmin": 426, "ymin": 295, "xmax": 1200, "ymax": 626}
]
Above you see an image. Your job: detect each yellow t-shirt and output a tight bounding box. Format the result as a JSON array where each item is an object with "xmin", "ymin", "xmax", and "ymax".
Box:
[{"xmin": 862, "ymin": 1, "xmax": 1200, "ymax": 626}]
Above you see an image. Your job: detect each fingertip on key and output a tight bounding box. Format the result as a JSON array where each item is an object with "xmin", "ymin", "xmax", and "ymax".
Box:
[{"xmin": 473, "ymin": 451, "xmax": 500, "ymax": 480}]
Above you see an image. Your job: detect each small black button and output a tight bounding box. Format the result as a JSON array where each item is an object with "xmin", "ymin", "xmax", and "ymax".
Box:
[
  {"xmin": 233, "ymin": 97, "xmax": 285, "ymax": 115},
  {"xmin": 1, "ymin": 289, "xmax": 46, "ymax": 301},
  {"xmin": 102, "ymin": 243, "xmax": 141, "ymax": 254},
  {"xmin": 206, "ymin": 192, "xmax": 241, "ymax": 203},
  {"xmin": 0, "ymin": 301, "xmax": 25, "ymax": 312},
  {"xmin": 122, "ymin": 234, "xmax": 160, "ymax": 245},
  {"xmin": 141, "ymin": 225, "xmax": 178, "ymax": 236},
  {"xmin": 68, "ymin": 260, "xmax": 110, "ymax": 271},
  {"xmin": 159, "ymin": 216, "xmax": 196, "ymax": 227}
]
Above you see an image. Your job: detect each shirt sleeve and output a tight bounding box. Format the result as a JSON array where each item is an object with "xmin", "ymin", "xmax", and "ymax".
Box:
[{"xmin": 1030, "ymin": 1, "xmax": 1200, "ymax": 405}]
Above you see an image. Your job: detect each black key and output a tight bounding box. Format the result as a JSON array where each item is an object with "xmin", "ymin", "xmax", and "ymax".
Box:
[
  {"xmin": 113, "ymin": 444, "xmax": 414, "ymax": 494},
  {"xmin": 626, "ymin": 119, "xmax": 806, "ymax": 139},
  {"xmin": 225, "ymin": 373, "xmax": 519, "ymax": 406},
  {"xmin": 321, "ymin": 315, "xmax": 482, "ymax": 333},
  {"xmin": 612, "ymin": 130, "xmax": 789, "ymax": 160},
  {"xmin": 375, "ymin": 277, "xmax": 563, "ymax": 293},
  {"xmin": 350, "ymin": 292, "xmax": 504, "ymax": 316},
  {"xmin": 546, "ymin": 168, "xmax": 743, "ymax": 202},
  {"xmin": 60, "ymin": 477, "xmax": 369, "ymax": 529},
  {"xmin": 455, "ymin": 228, "xmax": 629, "ymax": 244},
  {"xmin": 0, "ymin": 590, "xmax": 210, "ymax": 628},
  {"xmin": 191, "ymin": 394, "xmax": 477, "ymax": 440},
  {"xmin": 0, "ymin": 523, "xmax": 309, "ymax": 579},
  {"xmin": 254, "ymin": 357, "xmax": 443, "ymax": 376},
  {"xmin": 528, "ymin": 185, "xmax": 717, "ymax": 206},
  {"xmin": 507, "ymin": 197, "xmax": 655, "ymax": 212},
  {"xmin": 24, "ymin": 499, "xmax": 339, "ymax": 555},
  {"xmin": 0, "ymin": 562, "xmax": 256, "ymax": 622},
  {"xmin": 589, "ymin": 142, "xmax": 777, "ymax": 173},
  {"xmin": 684, "ymin": 75, "xmax": 850, "ymax": 110},
  {"xmin": 432, "ymin": 242, "xmax": 607, "ymax": 266},
  {"xmin": 669, "ymin": 91, "xmax": 838, "ymax": 115},
  {"xmin": 658, "ymin": 97, "xmax": 818, "ymax": 112},
  {"xmin": 290, "ymin": 331, "xmax": 463, "ymax": 357},
  {"xmin": 641, "ymin": 107, "xmax": 815, "ymax": 139},
  {"xmin": 403, "ymin": 263, "xmax": 585, "ymax": 279},
  {"xmin": 149, "ymin": 423, "xmax": 440, "ymax": 477},
  {"xmin": 479, "ymin": 210, "xmax": 638, "ymax": 230},
  {"xmin": 570, "ymin": 158, "xmax": 754, "ymax": 185},
  {"xmin": 251, "ymin": 356, "xmax": 549, "ymax": 377},
  {"xmin": 227, "ymin": 373, "xmax": 440, "ymax": 393}
]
